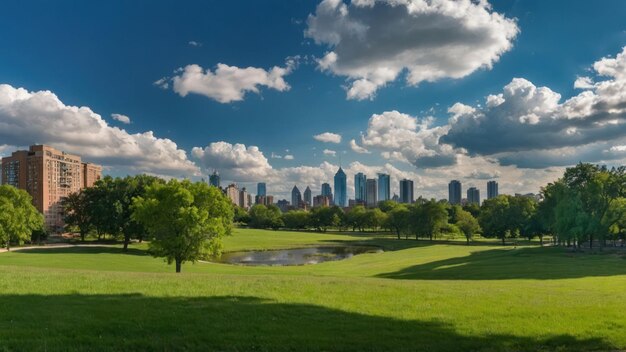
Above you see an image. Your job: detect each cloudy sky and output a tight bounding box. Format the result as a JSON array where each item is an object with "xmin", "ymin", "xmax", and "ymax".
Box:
[{"xmin": 1, "ymin": 0, "xmax": 626, "ymax": 200}]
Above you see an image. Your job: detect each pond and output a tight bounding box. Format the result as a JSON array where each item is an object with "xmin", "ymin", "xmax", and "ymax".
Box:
[{"xmin": 214, "ymin": 246, "xmax": 383, "ymax": 266}]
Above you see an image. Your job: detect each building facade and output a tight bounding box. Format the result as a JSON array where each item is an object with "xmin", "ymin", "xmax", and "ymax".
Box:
[
  {"xmin": 1, "ymin": 145, "xmax": 102, "ymax": 231},
  {"xmin": 303, "ymin": 186, "xmax": 312, "ymax": 207},
  {"xmin": 487, "ymin": 180, "xmax": 499, "ymax": 199},
  {"xmin": 378, "ymin": 173, "xmax": 390, "ymax": 202},
  {"xmin": 354, "ymin": 172, "xmax": 366, "ymax": 202},
  {"xmin": 313, "ymin": 195, "xmax": 331, "ymax": 207},
  {"xmin": 334, "ymin": 167, "xmax": 347, "ymax": 207},
  {"xmin": 448, "ymin": 180, "xmax": 462, "ymax": 205},
  {"xmin": 467, "ymin": 187, "xmax": 480, "ymax": 205},
  {"xmin": 225, "ymin": 184, "xmax": 239, "ymax": 206},
  {"xmin": 399, "ymin": 179, "xmax": 414, "ymax": 204},
  {"xmin": 366, "ymin": 178, "xmax": 377, "ymax": 207},
  {"xmin": 257, "ymin": 182, "xmax": 266, "ymax": 197},
  {"xmin": 209, "ymin": 171, "xmax": 220, "ymax": 188},
  {"xmin": 291, "ymin": 185, "xmax": 302, "ymax": 209},
  {"xmin": 321, "ymin": 182, "xmax": 333, "ymax": 204}
]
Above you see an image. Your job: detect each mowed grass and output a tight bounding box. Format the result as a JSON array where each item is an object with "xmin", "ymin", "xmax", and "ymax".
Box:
[{"xmin": 1, "ymin": 228, "xmax": 625, "ymax": 351}]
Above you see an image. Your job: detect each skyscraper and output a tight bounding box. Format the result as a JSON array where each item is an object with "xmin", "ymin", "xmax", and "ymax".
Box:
[
  {"xmin": 355, "ymin": 172, "xmax": 367, "ymax": 201},
  {"xmin": 291, "ymin": 185, "xmax": 302, "ymax": 208},
  {"xmin": 467, "ymin": 187, "xmax": 480, "ymax": 205},
  {"xmin": 487, "ymin": 180, "xmax": 499, "ymax": 199},
  {"xmin": 321, "ymin": 182, "xmax": 333, "ymax": 204},
  {"xmin": 448, "ymin": 180, "xmax": 462, "ymax": 205},
  {"xmin": 239, "ymin": 187, "xmax": 249, "ymax": 209},
  {"xmin": 257, "ymin": 182, "xmax": 266, "ymax": 197},
  {"xmin": 209, "ymin": 170, "xmax": 220, "ymax": 188},
  {"xmin": 366, "ymin": 179, "xmax": 378, "ymax": 207},
  {"xmin": 226, "ymin": 184, "xmax": 239, "ymax": 206},
  {"xmin": 334, "ymin": 167, "xmax": 347, "ymax": 207},
  {"xmin": 378, "ymin": 173, "xmax": 390, "ymax": 201},
  {"xmin": 304, "ymin": 186, "xmax": 312, "ymax": 206},
  {"xmin": 399, "ymin": 179, "xmax": 414, "ymax": 204}
]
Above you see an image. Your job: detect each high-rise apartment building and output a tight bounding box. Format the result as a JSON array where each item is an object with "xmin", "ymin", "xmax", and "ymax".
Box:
[
  {"xmin": 239, "ymin": 187, "xmax": 250, "ymax": 209},
  {"xmin": 334, "ymin": 167, "xmax": 347, "ymax": 207},
  {"xmin": 448, "ymin": 180, "xmax": 462, "ymax": 205},
  {"xmin": 366, "ymin": 178, "xmax": 377, "ymax": 207},
  {"xmin": 378, "ymin": 173, "xmax": 390, "ymax": 201},
  {"xmin": 1, "ymin": 145, "xmax": 102, "ymax": 231},
  {"xmin": 291, "ymin": 185, "xmax": 302, "ymax": 208},
  {"xmin": 467, "ymin": 187, "xmax": 480, "ymax": 205},
  {"xmin": 209, "ymin": 170, "xmax": 220, "ymax": 188},
  {"xmin": 303, "ymin": 186, "xmax": 312, "ymax": 207},
  {"xmin": 354, "ymin": 172, "xmax": 367, "ymax": 202},
  {"xmin": 257, "ymin": 182, "xmax": 266, "ymax": 197},
  {"xmin": 399, "ymin": 179, "xmax": 414, "ymax": 204},
  {"xmin": 321, "ymin": 182, "xmax": 332, "ymax": 199},
  {"xmin": 225, "ymin": 184, "xmax": 239, "ymax": 206},
  {"xmin": 487, "ymin": 180, "xmax": 499, "ymax": 199},
  {"xmin": 313, "ymin": 195, "xmax": 331, "ymax": 207}
]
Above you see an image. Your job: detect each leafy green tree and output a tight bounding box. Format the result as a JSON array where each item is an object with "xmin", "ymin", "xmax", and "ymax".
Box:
[
  {"xmin": 310, "ymin": 206, "xmax": 342, "ymax": 232},
  {"xmin": 233, "ymin": 206, "xmax": 250, "ymax": 225},
  {"xmin": 345, "ymin": 206, "xmax": 367, "ymax": 231},
  {"xmin": 385, "ymin": 204, "xmax": 410, "ymax": 239},
  {"xmin": 248, "ymin": 204, "xmax": 283, "ymax": 229},
  {"xmin": 0, "ymin": 185, "xmax": 44, "ymax": 250},
  {"xmin": 132, "ymin": 179, "xmax": 233, "ymax": 273},
  {"xmin": 479, "ymin": 195, "xmax": 512, "ymax": 245},
  {"xmin": 453, "ymin": 207, "xmax": 481, "ymax": 245},
  {"xmin": 410, "ymin": 200, "xmax": 448, "ymax": 240},
  {"xmin": 509, "ymin": 195, "xmax": 538, "ymax": 241},
  {"xmin": 378, "ymin": 200, "xmax": 398, "ymax": 213},
  {"xmin": 282, "ymin": 210, "xmax": 310, "ymax": 230},
  {"xmin": 64, "ymin": 190, "xmax": 92, "ymax": 241},
  {"xmin": 365, "ymin": 208, "xmax": 387, "ymax": 231},
  {"xmin": 602, "ymin": 197, "xmax": 626, "ymax": 246}
]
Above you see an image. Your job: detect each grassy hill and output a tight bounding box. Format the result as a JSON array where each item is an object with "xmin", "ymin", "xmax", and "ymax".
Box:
[{"xmin": 0, "ymin": 228, "xmax": 625, "ymax": 351}]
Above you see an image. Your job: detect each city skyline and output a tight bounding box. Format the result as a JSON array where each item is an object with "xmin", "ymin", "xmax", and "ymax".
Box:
[{"xmin": 1, "ymin": 1, "xmax": 626, "ymax": 201}]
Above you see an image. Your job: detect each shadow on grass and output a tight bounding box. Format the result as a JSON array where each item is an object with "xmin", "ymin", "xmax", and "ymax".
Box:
[
  {"xmin": 0, "ymin": 294, "xmax": 614, "ymax": 351},
  {"xmin": 12, "ymin": 246, "xmax": 148, "ymax": 257},
  {"xmin": 377, "ymin": 246, "xmax": 626, "ymax": 280}
]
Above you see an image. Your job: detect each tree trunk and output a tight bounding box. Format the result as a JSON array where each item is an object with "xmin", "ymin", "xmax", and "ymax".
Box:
[
  {"xmin": 589, "ymin": 235, "xmax": 593, "ymax": 249},
  {"xmin": 466, "ymin": 237, "xmax": 470, "ymax": 245},
  {"xmin": 396, "ymin": 229, "xmax": 400, "ymax": 240},
  {"xmin": 502, "ymin": 237, "xmax": 505, "ymax": 246},
  {"xmin": 175, "ymin": 259, "xmax": 182, "ymax": 273},
  {"xmin": 539, "ymin": 235, "xmax": 543, "ymax": 246},
  {"xmin": 123, "ymin": 235, "xmax": 129, "ymax": 251},
  {"xmin": 81, "ymin": 231, "xmax": 86, "ymax": 242}
]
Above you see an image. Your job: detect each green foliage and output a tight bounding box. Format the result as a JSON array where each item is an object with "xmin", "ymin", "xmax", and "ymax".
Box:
[
  {"xmin": 452, "ymin": 206, "xmax": 481, "ymax": 244},
  {"xmin": 282, "ymin": 210, "xmax": 310, "ymax": 230},
  {"xmin": 248, "ymin": 204, "xmax": 283, "ymax": 229},
  {"xmin": 0, "ymin": 185, "xmax": 44, "ymax": 249},
  {"xmin": 345, "ymin": 206, "xmax": 367, "ymax": 231},
  {"xmin": 384, "ymin": 204, "xmax": 410, "ymax": 239},
  {"xmin": 233, "ymin": 205, "xmax": 250, "ymax": 225},
  {"xmin": 410, "ymin": 200, "xmax": 448, "ymax": 240},
  {"xmin": 63, "ymin": 191, "xmax": 92, "ymax": 241},
  {"xmin": 479, "ymin": 195, "xmax": 513, "ymax": 245},
  {"xmin": 132, "ymin": 179, "xmax": 233, "ymax": 272},
  {"xmin": 309, "ymin": 206, "xmax": 343, "ymax": 232}
]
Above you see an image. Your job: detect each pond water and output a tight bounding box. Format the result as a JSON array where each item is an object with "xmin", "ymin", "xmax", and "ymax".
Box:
[{"xmin": 215, "ymin": 246, "xmax": 383, "ymax": 266}]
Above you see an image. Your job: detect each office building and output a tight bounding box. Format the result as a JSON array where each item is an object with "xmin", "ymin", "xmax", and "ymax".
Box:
[
  {"xmin": 257, "ymin": 182, "xmax": 266, "ymax": 197},
  {"xmin": 487, "ymin": 180, "xmax": 499, "ymax": 199},
  {"xmin": 303, "ymin": 186, "xmax": 312, "ymax": 207},
  {"xmin": 467, "ymin": 187, "xmax": 480, "ymax": 205},
  {"xmin": 277, "ymin": 199, "xmax": 290, "ymax": 212},
  {"xmin": 313, "ymin": 195, "xmax": 331, "ymax": 207},
  {"xmin": 239, "ymin": 187, "xmax": 250, "ymax": 209},
  {"xmin": 291, "ymin": 185, "xmax": 302, "ymax": 208},
  {"xmin": 366, "ymin": 178, "xmax": 377, "ymax": 207},
  {"xmin": 334, "ymin": 167, "xmax": 347, "ymax": 207},
  {"xmin": 378, "ymin": 173, "xmax": 390, "ymax": 201},
  {"xmin": 1, "ymin": 145, "xmax": 102, "ymax": 231},
  {"xmin": 209, "ymin": 170, "xmax": 220, "ymax": 188},
  {"xmin": 354, "ymin": 172, "xmax": 367, "ymax": 202},
  {"xmin": 399, "ymin": 179, "xmax": 414, "ymax": 204},
  {"xmin": 448, "ymin": 180, "xmax": 462, "ymax": 205},
  {"xmin": 226, "ymin": 184, "xmax": 239, "ymax": 206},
  {"xmin": 321, "ymin": 182, "xmax": 332, "ymax": 199}
]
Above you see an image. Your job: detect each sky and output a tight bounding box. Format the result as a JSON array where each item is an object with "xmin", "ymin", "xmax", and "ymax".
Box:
[{"xmin": 1, "ymin": 0, "xmax": 626, "ymax": 201}]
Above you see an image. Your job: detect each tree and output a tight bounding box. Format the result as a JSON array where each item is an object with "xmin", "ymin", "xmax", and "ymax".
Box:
[
  {"xmin": 479, "ymin": 195, "xmax": 511, "ymax": 245},
  {"xmin": 132, "ymin": 179, "xmax": 233, "ymax": 273},
  {"xmin": 345, "ymin": 206, "xmax": 367, "ymax": 231},
  {"xmin": 365, "ymin": 208, "xmax": 387, "ymax": 231},
  {"xmin": 248, "ymin": 204, "xmax": 284, "ymax": 229},
  {"xmin": 282, "ymin": 210, "xmax": 310, "ymax": 230},
  {"xmin": 64, "ymin": 190, "xmax": 92, "ymax": 241},
  {"xmin": 410, "ymin": 200, "xmax": 448, "ymax": 240},
  {"xmin": 385, "ymin": 205, "xmax": 410, "ymax": 239},
  {"xmin": 378, "ymin": 200, "xmax": 398, "ymax": 213},
  {"xmin": 233, "ymin": 206, "xmax": 250, "ymax": 225},
  {"xmin": 309, "ymin": 206, "xmax": 342, "ymax": 232},
  {"xmin": 453, "ymin": 207, "xmax": 481, "ymax": 245},
  {"xmin": 602, "ymin": 197, "xmax": 626, "ymax": 246},
  {"xmin": 0, "ymin": 185, "xmax": 44, "ymax": 250}
]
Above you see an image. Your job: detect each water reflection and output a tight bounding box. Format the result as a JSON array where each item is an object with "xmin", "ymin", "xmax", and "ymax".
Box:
[{"xmin": 215, "ymin": 246, "xmax": 382, "ymax": 266}]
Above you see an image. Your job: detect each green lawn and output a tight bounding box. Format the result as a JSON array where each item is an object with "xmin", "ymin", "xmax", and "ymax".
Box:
[{"xmin": 0, "ymin": 228, "xmax": 625, "ymax": 351}]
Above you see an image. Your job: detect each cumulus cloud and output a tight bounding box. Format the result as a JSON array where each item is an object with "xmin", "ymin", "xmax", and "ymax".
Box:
[
  {"xmin": 111, "ymin": 113, "xmax": 131, "ymax": 124},
  {"xmin": 323, "ymin": 149, "xmax": 337, "ymax": 156},
  {"xmin": 349, "ymin": 139, "xmax": 370, "ymax": 154},
  {"xmin": 441, "ymin": 46, "xmax": 626, "ymax": 167},
  {"xmin": 284, "ymin": 154, "xmax": 295, "ymax": 160},
  {"xmin": 160, "ymin": 58, "xmax": 297, "ymax": 103},
  {"xmin": 188, "ymin": 41, "xmax": 202, "ymax": 47},
  {"xmin": 192, "ymin": 142, "xmax": 272, "ymax": 181},
  {"xmin": 305, "ymin": 0, "xmax": 518, "ymax": 100},
  {"xmin": 0, "ymin": 84, "xmax": 199, "ymax": 176},
  {"xmin": 313, "ymin": 132, "xmax": 342, "ymax": 143}
]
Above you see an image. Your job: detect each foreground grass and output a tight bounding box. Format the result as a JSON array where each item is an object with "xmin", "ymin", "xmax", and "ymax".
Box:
[{"xmin": 0, "ymin": 228, "xmax": 625, "ymax": 351}]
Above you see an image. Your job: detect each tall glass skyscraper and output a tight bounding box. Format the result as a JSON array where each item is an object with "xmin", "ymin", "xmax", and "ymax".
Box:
[
  {"xmin": 257, "ymin": 182, "xmax": 266, "ymax": 197},
  {"xmin": 291, "ymin": 185, "xmax": 302, "ymax": 208},
  {"xmin": 366, "ymin": 179, "xmax": 377, "ymax": 207},
  {"xmin": 334, "ymin": 167, "xmax": 347, "ymax": 207},
  {"xmin": 487, "ymin": 180, "xmax": 499, "ymax": 199},
  {"xmin": 448, "ymin": 180, "xmax": 462, "ymax": 205},
  {"xmin": 399, "ymin": 179, "xmax": 414, "ymax": 204},
  {"xmin": 355, "ymin": 172, "xmax": 367, "ymax": 201},
  {"xmin": 303, "ymin": 186, "xmax": 312, "ymax": 207},
  {"xmin": 467, "ymin": 187, "xmax": 480, "ymax": 205},
  {"xmin": 378, "ymin": 173, "xmax": 390, "ymax": 201},
  {"xmin": 209, "ymin": 170, "xmax": 220, "ymax": 188}
]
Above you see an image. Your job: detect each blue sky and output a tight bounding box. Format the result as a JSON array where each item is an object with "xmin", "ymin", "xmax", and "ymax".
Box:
[{"xmin": 1, "ymin": 0, "xmax": 626, "ymax": 199}]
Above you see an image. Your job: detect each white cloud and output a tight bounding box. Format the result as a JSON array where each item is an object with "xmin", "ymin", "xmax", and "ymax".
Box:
[
  {"xmin": 306, "ymin": 0, "xmax": 519, "ymax": 100},
  {"xmin": 349, "ymin": 139, "xmax": 370, "ymax": 154},
  {"xmin": 188, "ymin": 41, "xmax": 202, "ymax": 47},
  {"xmin": 111, "ymin": 113, "xmax": 131, "ymax": 124},
  {"xmin": 323, "ymin": 149, "xmax": 337, "ymax": 156},
  {"xmin": 0, "ymin": 84, "xmax": 199, "ymax": 177},
  {"xmin": 163, "ymin": 58, "xmax": 297, "ymax": 103},
  {"xmin": 313, "ymin": 132, "xmax": 342, "ymax": 143},
  {"xmin": 284, "ymin": 154, "xmax": 295, "ymax": 160},
  {"xmin": 192, "ymin": 142, "xmax": 272, "ymax": 181},
  {"xmin": 574, "ymin": 76, "xmax": 595, "ymax": 89}
]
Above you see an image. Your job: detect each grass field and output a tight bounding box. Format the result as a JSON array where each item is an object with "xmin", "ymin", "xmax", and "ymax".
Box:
[{"xmin": 1, "ymin": 228, "xmax": 625, "ymax": 351}]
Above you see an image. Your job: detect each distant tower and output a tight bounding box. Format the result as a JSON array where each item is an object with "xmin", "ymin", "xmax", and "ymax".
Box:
[
  {"xmin": 448, "ymin": 180, "xmax": 462, "ymax": 205},
  {"xmin": 487, "ymin": 181, "xmax": 499, "ymax": 199},
  {"xmin": 378, "ymin": 173, "xmax": 390, "ymax": 201},
  {"xmin": 399, "ymin": 179, "xmax": 414, "ymax": 204},
  {"xmin": 321, "ymin": 182, "xmax": 333, "ymax": 204},
  {"xmin": 291, "ymin": 185, "xmax": 302, "ymax": 208},
  {"xmin": 334, "ymin": 167, "xmax": 347, "ymax": 207},
  {"xmin": 257, "ymin": 182, "xmax": 267, "ymax": 197},
  {"xmin": 355, "ymin": 172, "xmax": 367, "ymax": 202},
  {"xmin": 366, "ymin": 179, "xmax": 378, "ymax": 207},
  {"xmin": 303, "ymin": 186, "xmax": 312, "ymax": 207},
  {"xmin": 467, "ymin": 187, "xmax": 480, "ymax": 205},
  {"xmin": 209, "ymin": 170, "xmax": 220, "ymax": 188}
]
